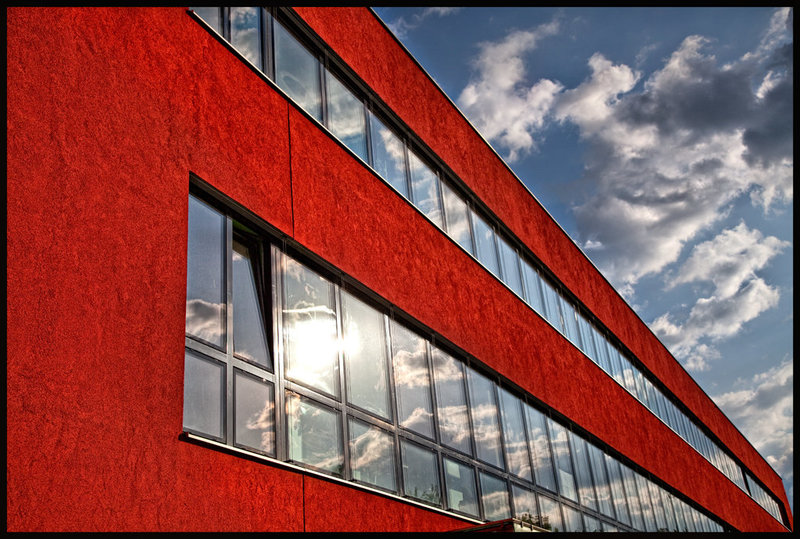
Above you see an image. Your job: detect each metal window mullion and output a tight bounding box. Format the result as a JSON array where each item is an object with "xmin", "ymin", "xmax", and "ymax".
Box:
[
  {"xmin": 263, "ymin": 7, "xmax": 275, "ymax": 80},
  {"xmin": 384, "ymin": 315, "xmax": 403, "ymax": 498},
  {"xmin": 272, "ymin": 245, "xmax": 288, "ymax": 462},
  {"xmin": 222, "ymin": 7, "xmax": 231, "ymax": 41},
  {"xmin": 518, "ymin": 400, "xmax": 539, "ymax": 502},
  {"xmin": 401, "ymin": 139, "xmax": 412, "ymax": 201},
  {"xmin": 334, "ymin": 283, "xmax": 350, "ymax": 481},
  {"xmin": 491, "ymin": 380, "xmax": 508, "ymax": 473},
  {"xmin": 225, "ymin": 217, "xmax": 234, "ymax": 446},
  {"xmin": 425, "ymin": 340, "xmax": 441, "ymax": 446},
  {"xmin": 364, "ymin": 106, "xmax": 375, "ymax": 168},
  {"xmin": 319, "ymin": 54, "xmax": 329, "ymax": 130}
]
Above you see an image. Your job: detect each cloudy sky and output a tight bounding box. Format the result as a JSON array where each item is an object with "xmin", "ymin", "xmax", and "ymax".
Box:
[{"xmin": 374, "ymin": 6, "xmax": 793, "ymax": 512}]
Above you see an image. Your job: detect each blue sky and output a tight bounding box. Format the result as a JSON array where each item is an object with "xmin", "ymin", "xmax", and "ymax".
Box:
[{"xmin": 374, "ymin": 6, "xmax": 793, "ymax": 512}]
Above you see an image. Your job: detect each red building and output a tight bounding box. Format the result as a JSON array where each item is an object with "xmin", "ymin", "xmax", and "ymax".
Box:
[{"xmin": 7, "ymin": 7, "xmax": 793, "ymax": 532}]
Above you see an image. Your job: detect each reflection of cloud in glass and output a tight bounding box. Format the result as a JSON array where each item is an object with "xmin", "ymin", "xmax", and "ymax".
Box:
[
  {"xmin": 471, "ymin": 403, "xmax": 502, "ymax": 451},
  {"xmin": 245, "ymin": 399, "xmax": 274, "ymax": 452},
  {"xmin": 438, "ymin": 404, "xmax": 470, "ymax": 445},
  {"xmin": 186, "ymin": 298, "xmax": 225, "ymax": 344},
  {"xmin": 400, "ymin": 405, "xmax": 433, "ymax": 432},
  {"xmin": 287, "ymin": 394, "xmax": 343, "ymax": 474},
  {"xmin": 350, "ymin": 426, "xmax": 393, "ymax": 470},
  {"xmin": 230, "ymin": 7, "xmax": 261, "ymax": 67},
  {"xmin": 379, "ymin": 127, "xmax": 406, "ymax": 174},
  {"xmin": 393, "ymin": 349, "xmax": 430, "ymax": 388}
]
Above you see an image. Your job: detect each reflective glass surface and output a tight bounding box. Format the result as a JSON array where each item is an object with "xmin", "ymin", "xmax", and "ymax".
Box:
[
  {"xmin": 391, "ymin": 321, "xmax": 434, "ymax": 438},
  {"xmin": 183, "ymin": 350, "xmax": 225, "ymax": 439},
  {"xmin": 604, "ymin": 454, "xmax": 631, "ymax": 526},
  {"xmin": 408, "ymin": 150, "xmax": 443, "ymax": 228},
  {"xmin": 497, "ymin": 236, "xmax": 523, "ymax": 297},
  {"xmin": 286, "ymin": 392, "xmax": 343, "ymax": 475},
  {"xmin": 539, "ymin": 278, "xmax": 564, "ymax": 333},
  {"xmin": 369, "ymin": 112, "xmax": 408, "ymax": 198},
  {"xmin": 524, "ymin": 404, "xmax": 557, "ymax": 493},
  {"xmin": 401, "ymin": 440, "xmax": 440, "ymax": 505},
  {"xmin": 577, "ymin": 312, "xmax": 596, "ymax": 359},
  {"xmin": 432, "ymin": 346, "xmax": 472, "ymax": 454},
  {"xmin": 232, "ymin": 240, "xmax": 271, "ymax": 368},
  {"xmin": 634, "ymin": 472, "xmax": 657, "ymax": 531},
  {"xmin": 230, "ymin": 7, "xmax": 262, "ymax": 70},
  {"xmin": 192, "ymin": 7, "xmax": 221, "ymax": 33},
  {"xmin": 647, "ymin": 480, "xmax": 667, "ymax": 531},
  {"xmin": 325, "ymin": 69, "xmax": 368, "ymax": 161},
  {"xmin": 470, "ymin": 210, "xmax": 500, "ymax": 278},
  {"xmin": 587, "ymin": 443, "xmax": 615, "ymax": 518},
  {"xmin": 537, "ymin": 494, "xmax": 564, "ymax": 532},
  {"xmin": 186, "ymin": 195, "xmax": 226, "ymax": 348},
  {"xmin": 563, "ymin": 505, "xmax": 583, "ymax": 532},
  {"xmin": 559, "ymin": 296, "xmax": 581, "ymax": 349},
  {"xmin": 274, "ymin": 19, "xmax": 322, "ymax": 121},
  {"xmin": 521, "ymin": 259, "xmax": 545, "ymax": 315},
  {"xmin": 444, "ymin": 457, "xmax": 479, "ymax": 517},
  {"xmin": 283, "ymin": 256, "xmax": 339, "ymax": 396},
  {"xmin": 548, "ymin": 419, "xmax": 577, "ymax": 501},
  {"xmin": 584, "ymin": 514, "xmax": 602, "ymax": 532},
  {"xmin": 466, "ymin": 368, "xmax": 504, "ymax": 469},
  {"xmin": 348, "ymin": 418, "xmax": 396, "ymax": 492},
  {"xmin": 341, "ymin": 291, "xmax": 390, "ymax": 418},
  {"xmin": 512, "ymin": 485, "xmax": 538, "ymax": 527},
  {"xmin": 234, "ymin": 371, "xmax": 274, "ymax": 455},
  {"xmin": 498, "ymin": 389, "xmax": 532, "ymax": 481},
  {"xmin": 619, "ymin": 464, "xmax": 645, "ymax": 530},
  {"xmin": 440, "ymin": 181, "xmax": 473, "ymax": 254},
  {"xmin": 569, "ymin": 431, "xmax": 598, "ymax": 511},
  {"xmin": 480, "ymin": 471, "xmax": 511, "ymax": 521}
]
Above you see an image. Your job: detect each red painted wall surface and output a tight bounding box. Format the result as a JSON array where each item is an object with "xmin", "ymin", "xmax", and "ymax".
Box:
[
  {"xmin": 295, "ymin": 7, "xmax": 792, "ymax": 531},
  {"xmin": 6, "ymin": 6, "xmax": 789, "ymax": 532}
]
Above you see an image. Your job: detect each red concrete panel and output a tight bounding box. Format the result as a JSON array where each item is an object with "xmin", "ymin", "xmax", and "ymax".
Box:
[{"xmin": 302, "ymin": 475, "xmax": 466, "ymax": 532}]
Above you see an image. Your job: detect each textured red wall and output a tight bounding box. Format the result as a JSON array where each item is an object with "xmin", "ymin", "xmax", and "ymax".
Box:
[
  {"xmin": 6, "ymin": 6, "xmax": 789, "ymax": 532},
  {"xmin": 294, "ymin": 6, "xmax": 792, "ymax": 531}
]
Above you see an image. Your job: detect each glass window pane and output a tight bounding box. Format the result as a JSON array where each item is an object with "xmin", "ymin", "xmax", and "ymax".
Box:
[
  {"xmin": 537, "ymin": 494, "xmax": 564, "ymax": 532},
  {"xmin": 232, "ymin": 240, "xmax": 271, "ymax": 368},
  {"xmin": 540, "ymin": 278, "xmax": 564, "ymax": 333},
  {"xmin": 274, "ymin": 19, "xmax": 321, "ymax": 121},
  {"xmin": 619, "ymin": 463, "xmax": 645, "ymax": 531},
  {"xmin": 444, "ymin": 457, "xmax": 479, "ymax": 517},
  {"xmin": 569, "ymin": 431, "xmax": 598, "ymax": 511},
  {"xmin": 192, "ymin": 7, "xmax": 221, "ymax": 33},
  {"xmin": 432, "ymin": 347, "xmax": 472, "ymax": 454},
  {"xmin": 341, "ymin": 291, "xmax": 390, "ymax": 419},
  {"xmin": 604, "ymin": 454, "xmax": 631, "ymax": 526},
  {"xmin": 282, "ymin": 255, "xmax": 339, "ymax": 396},
  {"xmin": 186, "ymin": 195, "xmax": 226, "ymax": 348},
  {"xmin": 400, "ymin": 439, "xmax": 440, "ymax": 505},
  {"xmin": 512, "ymin": 484, "xmax": 538, "ymax": 527},
  {"xmin": 391, "ymin": 321, "xmax": 434, "ymax": 438},
  {"xmin": 672, "ymin": 497, "xmax": 688, "ymax": 532},
  {"xmin": 441, "ymin": 181, "xmax": 473, "ymax": 254},
  {"xmin": 348, "ymin": 418, "xmax": 396, "ymax": 492},
  {"xmin": 660, "ymin": 488, "xmax": 678, "ymax": 531},
  {"xmin": 497, "ymin": 237, "xmax": 523, "ymax": 297},
  {"xmin": 590, "ymin": 327, "xmax": 610, "ymax": 372},
  {"xmin": 325, "ymin": 69, "xmax": 367, "ymax": 161},
  {"xmin": 498, "ymin": 389, "xmax": 532, "ymax": 481},
  {"xmin": 547, "ymin": 419, "xmax": 577, "ymax": 501},
  {"xmin": 466, "ymin": 368, "xmax": 504, "ymax": 469},
  {"xmin": 577, "ymin": 312, "xmax": 596, "ymax": 360},
  {"xmin": 286, "ymin": 392, "xmax": 343, "ymax": 475},
  {"xmin": 470, "ymin": 210, "xmax": 500, "ymax": 278},
  {"xmin": 183, "ymin": 350, "xmax": 225, "ymax": 439},
  {"xmin": 647, "ymin": 480, "xmax": 667, "ymax": 531},
  {"xmin": 408, "ymin": 150, "xmax": 443, "ymax": 228},
  {"xmin": 607, "ymin": 345, "xmax": 626, "ymax": 387},
  {"xmin": 587, "ymin": 443, "xmax": 615, "ymax": 518},
  {"xmin": 369, "ymin": 112, "xmax": 408, "ymax": 197},
  {"xmin": 633, "ymin": 473, "xmax": 657, "ymax": 531},
  {"xmin": 601, "ymin": 522, "xmax": 618, "ymax": 532},
  {"xmin": 234, "ymin": 371, "xmax": 274, "ymax": 455},
  {"xmin": 583, "ymin": 514, "xmax": 602, "ymax": 532},
  {"xmin": 562, "ymin": 505, "xmax": 583, "ymax": 532},
  {"xmin": 521, "ymin": 259, "xmax": 545, "ymax": 315},
  {"xmin": 620, "ymin": 357, "xmax": 638, "ymax": 397},
  {"xmin": 524, "ymin": 404, "xmax": 557, "ymax": 493},
  {"xmin": 559, "ymin": 296, "xmax": 581, "ymax": 348},
  {"xmin": 230, "ymin": 7, "xmax": 262, "ymax": 70},
  {"xmin": 479, "ymin": 472, "xmax": 511, "ymax": 521}
]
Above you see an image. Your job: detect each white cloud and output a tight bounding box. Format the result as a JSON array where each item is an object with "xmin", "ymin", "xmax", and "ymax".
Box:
[
  {"xmin": 712, "ymin": 357, "xmax": 793, "ymax": 509},
  {"xmin": 386, "ymin": 7, "xmax": 462, "ymax": 39},
  {"xmin": 457, "ymin": 21, "xmax": 562, "ymax": 162},
  {"xmin": 668, "ymin": 221, "xmax": 790, "ymax": 298}
]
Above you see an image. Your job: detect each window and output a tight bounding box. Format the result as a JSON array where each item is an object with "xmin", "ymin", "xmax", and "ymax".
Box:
[
  {"xmin": 183, "ymin": 190, "xmax": 726, "ymax": 530},
  {"xmin": 470, "ymin": 210, "xmax": 500, "ymax": 278},
  {"xmin": 497, "ymin": 236, "xmax": 523, "ymax": 297},
  {"xmin": 408, "ymin": 149, "xmax": 443, "ymax": 228},
  {"xmin": 441, "ymin": 181, "xmax": 474, "ymax": 255},
  {"xmin": 325, "ymin": 69, "xmax": 368, "ymax": 162},
  {"xmin": 230, "ymin": 7, "xmax": 263, "ymax": 71},
  {"xmin": 369, "ymin": 111, "xmax": 409, "ymax": 198},
  {"xmin": 274, "ymin": 17, "xmax": 322, "ymax": 121}
]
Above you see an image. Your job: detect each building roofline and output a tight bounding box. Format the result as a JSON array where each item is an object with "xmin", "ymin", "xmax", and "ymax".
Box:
[{"xmin": 366, "ymin": 6, "xmax": 785, "ymax": 486}]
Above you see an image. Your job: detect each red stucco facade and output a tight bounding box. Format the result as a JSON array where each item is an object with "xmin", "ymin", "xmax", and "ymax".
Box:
[{"xmin": 7, "ymin": 7, "xmax": 791, "ymax": 532}]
